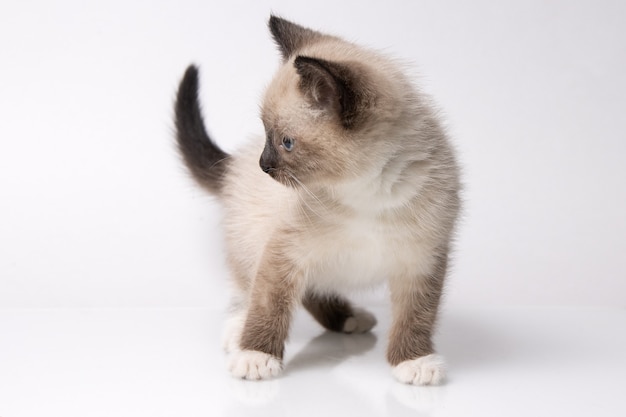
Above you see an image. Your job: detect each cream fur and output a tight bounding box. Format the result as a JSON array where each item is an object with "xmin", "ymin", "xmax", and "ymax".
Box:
[
  {"xmin": 176, "ymin": 16, "xmax": 461, "ymax": 385},
  {"xmin": 222, "ymin": 32, "xmax": 459, "ymax": 383}
]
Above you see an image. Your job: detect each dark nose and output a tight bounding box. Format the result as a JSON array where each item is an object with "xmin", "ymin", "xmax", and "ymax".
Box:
[
  {"xmin": 260, "ymin": 139, "xmax": 278, "ymax": 174},
  {"xmin": 260, "ymin": 162, "xmax": 273, "ymax": 173}
]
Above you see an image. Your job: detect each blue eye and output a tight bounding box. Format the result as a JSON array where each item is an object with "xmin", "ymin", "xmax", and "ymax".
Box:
[{"xmin": 282, "ymin": 137, "xmax": 295, "ymax": 152}]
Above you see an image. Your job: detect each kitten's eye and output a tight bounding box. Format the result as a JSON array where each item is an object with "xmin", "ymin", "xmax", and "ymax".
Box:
[{"xmin": 282, "ymin": 137, "xmax": 295, "ymax": 152}]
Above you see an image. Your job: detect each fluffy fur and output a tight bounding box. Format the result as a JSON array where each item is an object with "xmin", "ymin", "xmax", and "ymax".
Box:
[{"xmin": 174, "ymin": 16, "xmax": 461, "ymax": 385}]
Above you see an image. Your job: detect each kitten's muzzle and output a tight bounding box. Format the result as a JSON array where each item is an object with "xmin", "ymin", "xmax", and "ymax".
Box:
[{"xmin": 260, "ymin": 139, "xmax": 280, "ymax": 175}]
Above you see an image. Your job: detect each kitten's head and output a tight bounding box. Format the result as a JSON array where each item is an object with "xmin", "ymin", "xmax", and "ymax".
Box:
[{"xmin": 259, "ymin": 16, "xmax": 408, "ymax": 189}]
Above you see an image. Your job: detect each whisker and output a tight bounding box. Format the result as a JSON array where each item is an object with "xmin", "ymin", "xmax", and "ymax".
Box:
[
  {"xmin": 284, "ymin": 171, "xmax": 327, "ymax": 220},
  {"xmin": 281, "ymin": 174, "xmax": 314, "ymax": 225},
  {"xmin": 285, "ymin": 170, "xmax": 328, "ymax": 210},
  {"xmin": 209, "ymin": 155, "xmax": 232, "ymax": 170}
]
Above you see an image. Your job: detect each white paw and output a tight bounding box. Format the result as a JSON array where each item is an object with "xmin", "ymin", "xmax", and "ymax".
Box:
[
  {"xmin": 392, "ymin": 354, "xmax": 446, "ymax": 385},
  {"xmin": 229, "ymin": 350, "xmax": 283, "ymax": 380},
  {"xmin": 342, "ymin": 308, "xmax": 377, "ymax": 333}
]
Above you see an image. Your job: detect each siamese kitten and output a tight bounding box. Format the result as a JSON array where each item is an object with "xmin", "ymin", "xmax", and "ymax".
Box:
[{"xmin": 174, "ymin": 16, "xmax": 460, "ymax": 385}]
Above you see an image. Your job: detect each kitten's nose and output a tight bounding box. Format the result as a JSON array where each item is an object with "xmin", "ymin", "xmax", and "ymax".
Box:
[
  {"xmin": 260, "ymin": 141, "xmax": 278, "ymax": 175},
  {"xmin": 260, "ymin": 157, "xmax": 276, "ymax": 175}
]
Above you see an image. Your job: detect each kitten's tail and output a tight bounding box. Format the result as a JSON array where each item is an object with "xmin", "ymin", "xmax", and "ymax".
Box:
[{"xmin": 175, "ymin": 65, "xmax": 230, "ymax": 195}]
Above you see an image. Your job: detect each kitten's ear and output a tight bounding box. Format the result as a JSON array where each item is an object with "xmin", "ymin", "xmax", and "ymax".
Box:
[
  {"xmin": 294, "ymin": 56, "xmax": 372, "ymax": 129},
  {"xmin": 269, "ymin": 15, "xmax": 322, "ymax": 61}
]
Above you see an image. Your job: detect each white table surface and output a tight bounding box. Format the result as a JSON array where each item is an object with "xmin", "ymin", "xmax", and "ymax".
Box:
[{"xmin": 1, "ymin": 305, "xmax": 624, "ymax": 417}]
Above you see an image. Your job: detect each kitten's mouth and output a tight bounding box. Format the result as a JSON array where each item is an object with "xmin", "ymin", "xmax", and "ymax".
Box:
[{"xmin": 264, "ymin": 168, "xmax": 298, "ymax": 189}]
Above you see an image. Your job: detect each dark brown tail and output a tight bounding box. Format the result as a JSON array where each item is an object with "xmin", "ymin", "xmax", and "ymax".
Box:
[{"xmin": 174, "ymin": 65, "xmax": 229, "ymax": 195}]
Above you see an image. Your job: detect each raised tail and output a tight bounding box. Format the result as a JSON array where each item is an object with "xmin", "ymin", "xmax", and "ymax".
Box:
[{"xmin": 174, "ymin": 65, "xmax": 230, "ymax": 195}]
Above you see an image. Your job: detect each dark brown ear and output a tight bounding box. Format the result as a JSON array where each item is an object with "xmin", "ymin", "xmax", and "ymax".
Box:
[
  {"xmin": 268, "ymin": 15, "xmax": 323, "ymax": 61},
  {"xmin": 294, "ymin": 56, "xmax": 372, "ymax": 129}
]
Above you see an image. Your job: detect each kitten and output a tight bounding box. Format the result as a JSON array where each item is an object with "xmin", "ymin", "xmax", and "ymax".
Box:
[{"xmin": 174, "ymin": 16, "xmax": 461, "ymax": 385}]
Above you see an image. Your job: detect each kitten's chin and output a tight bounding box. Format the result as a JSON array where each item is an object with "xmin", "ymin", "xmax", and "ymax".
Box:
[{"xmin": 266, "ymin": 170, "xmax": 298, "ymax": 189}]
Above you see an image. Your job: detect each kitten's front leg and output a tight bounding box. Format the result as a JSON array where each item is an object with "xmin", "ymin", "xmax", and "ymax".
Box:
[
  {"xmin": 228, "ymin": 251, "xmax": 303, "ymax": 380},
  {"xmin": 387, "ymin": 253, "xmax": 448, "ymax": 385}
]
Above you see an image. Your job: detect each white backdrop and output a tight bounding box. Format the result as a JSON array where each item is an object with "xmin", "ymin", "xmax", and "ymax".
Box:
[{"xmin": 1, "ymin": 0, "xmax": 625, "ymax": 310}]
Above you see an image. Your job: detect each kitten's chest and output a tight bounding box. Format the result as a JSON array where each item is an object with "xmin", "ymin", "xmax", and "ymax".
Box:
[{"xmin": 299, "ymin": 212, "xmax": 416, "ymax": 290}]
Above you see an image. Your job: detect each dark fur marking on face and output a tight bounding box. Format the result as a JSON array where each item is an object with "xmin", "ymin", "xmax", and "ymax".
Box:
[{"xmin": 260, "ymin": 135, "xmax": 280, "ymax": 174}]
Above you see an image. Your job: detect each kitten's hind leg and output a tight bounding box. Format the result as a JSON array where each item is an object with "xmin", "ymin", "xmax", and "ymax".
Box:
[{"xmin": 303, "ymin": 291, "xmax": 377, "ymax": 334}]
